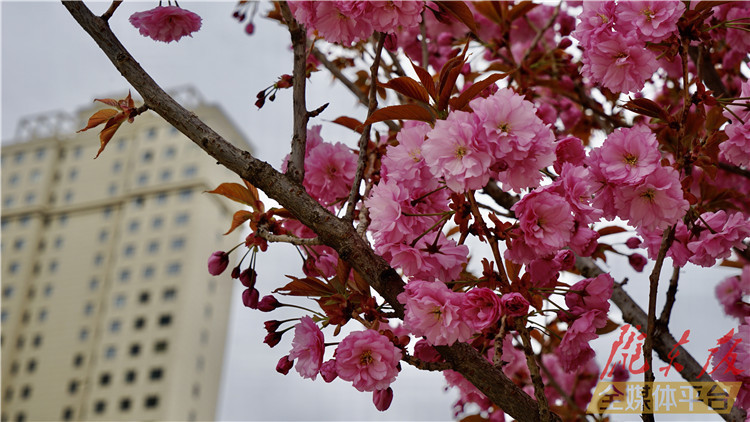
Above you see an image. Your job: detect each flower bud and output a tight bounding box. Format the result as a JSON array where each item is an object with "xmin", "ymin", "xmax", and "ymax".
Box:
[
  {"xmin": 500, "ymin": 293, "xmax": 530, "ymax": 317},
  {"xmin": 320, "ymin": 359, "xmax": 338, "ymax": 383},
  {"xmin": 625, "ymin": 237, "xmax": 642, "ymax": 249},
  {"xmin": 628, "ymin": 253, "xmax": 648, "ymax": 272},
  {"xmin": 372, "ymin": 387, "xmax": 393, "ymax": 412},
  {"xmin": 264, "ymin": 331, "xmax": 282, "ymax": 348},
  {"xmin": 245, "ymin": 22, "xmax": 255, "ymax": 35},
  {"xmin": 242, "ymin": 288, "xmax": 259, "ymax": 309},
  {"xmin": 414, "ymin": 339, "xmax": 442, "ymax": 363},
  {"xmin": 264, "ymin": 320, "xmax": 282, "ymax": 333},
  {"xmin": 276, "ymin": 355, "xmax": 293, "ymax": 375},
  {"xmin": 239, "ymin": 268, "xmax": 257, "ymax": 289},
  {"xmin": 230, "ymin": 266, "xmax": 241, "ymax": 279},
  {"xmin": 257, "ymin": 295, "xmax": 281, "ymax": 312},
  {"xmin": 207, "ymin": 251, "xmax": 229, "ymax": 276}
]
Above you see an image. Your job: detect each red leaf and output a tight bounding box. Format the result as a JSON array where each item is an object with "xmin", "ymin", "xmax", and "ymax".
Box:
[
  {"xmin": 361, "ymin": 104, "xmax": 435, "ymax": 127},
  {"xmin": 94, "ymin": 113, "xmax": 126, "ymax": 158},
  {"xmin": 94, "ymin": 97, "xmax": 120, "ymax": 108},
  {"xmin": 597, "ymin": 226, "xmax": 628, "ymax": 237},
  {"xmin": 78, "ymin": 109, "xmax": 119, "ymax": 133},
  {"xmin": 225, "ymin": 210, "xmax": 253, "ymax": 235},
  {"xmin": 438, "ymin": 62, "xmax": 464, "ymax": 111},
  {"xmin": 206, "ymin": 183, "xmax": 256, "ymax": 206},
  {"xmin": 331, "ymin": 116, "xmax": 364, "ymax": 134},
  {"xmin": 380, "ymin": 76, "xmax": 430, "ymax": 104},
  {"xmin": 409, "ymin": 59, "xmax": 437, "ymax": 101},
  {"xmin": 274, "ymin": 276, "xmax": 336, "ymax": 297},
  {"xmin": 450, "ymin": 73, "xmax": 507, "ymax": 111},
  {"xmin": 509, "ymin": 1, "xmax": 539, "ymax": 22},
  {"xmin": 596, "ymin": 318, "xmax": 620, "ymax": 335},
  {"xmin": 435, "ymin": 1, "xmax": 478, "ymax": 34},
  {"xmin": 622, "ymin": 98, "xmax": 669, "ymax": 121}
]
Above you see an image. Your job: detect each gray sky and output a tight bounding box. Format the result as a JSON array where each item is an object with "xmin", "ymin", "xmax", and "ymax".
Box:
[{"xmin": 1, "ymin": 2, "xmax": 739, "ymax": 421}]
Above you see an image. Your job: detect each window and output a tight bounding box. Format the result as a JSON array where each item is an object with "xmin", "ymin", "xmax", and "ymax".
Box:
[
  {"xmin": 49, "ymin": 260, "xmax": 58, "ymax": 273},
  {"xmin": 117, "ymin": 138, "xmax": 127, "ymax": 151},
  {"xmin": 1, "ymin": 310, "xmax": 8, "ymax": 323},
  {"xmin": 89, "ymin": 278, "xmax": 99, "ymax": 291},
  {"xmin": 64, "ymin": 190, "xmax": 74, "ymax": 203},
  {"xmin": 171, "ymin": 237, "xmax": 185, "ymax": 250},
  {"xmin": 24, "ymin": 192, "xmax": 35, "ymax": 204},
  {"xmin": 160, "ymin": 169, "xmax": 172, "ymax": 181},
  {"xmin": 20, "ymin": 385, "xmax": 31, "ymax": 400},
  {"xmin": 83, "ymin": 302, "xmax": 94, "ymax": 316},
  {"xmin": 26, "ymin": 359, "xmax": 36, "ymax": 373},
  {"xmin": 114, "ymin": 294, "xmax": 126, "ymax": 308},
  {"xmin": 15, "ymin": 412, "xmax": 26, "ymax": 422},
  {"xmin": 158, "ymin": 314, "xmax": 172, "ymax": 327},
  {"xmin": 119, "ymin": 269, "xmax": 131, "ymax": 283},
  {"xmin": 134, "ymin": 317, "xmax": 146, "ymax": 330},
  {"xmin": 156, "ymin": 192, "xmax": 167, "ymax": 204},
  {"xmin": 32, "ymin": 335, "xmax": 42, "ymax": 348},
  {"xmin": 98, "ymin": 230, "xmax": 108, "ymax": 242},
  {"xmin": 139, "ymin": 292, "xmax": 150, "ymax": 304},
  {"xmin": 124, "ymin": 370, "xmax": 136, "ymax": 384},
  {"xmin": 128, "ymin": 220, "xmax": 140, "ymax": 233},
  {"xmin": 38, "ymin": 309, "xmax": 48, "ymax": 322},
  {"xmin": 192, "ymin": 383, "xmax": 201, "ymax": 398},
  {"xmin": 183, "ymin": 165, "xmax": 197, "ymax": 177},
  {"xmin": 104, "ymin": 346, "xmax": 116, "ymax": 359},
  {"xmin": 14, "ymin": 151, "xmax": 24, "ymax": 164},
  {"xmin": 10, "ymin": 361, "xmax": 19, "ymax": 375},
  {"xmin": 3, "ymin": 285, "xmax": 14, "ymax": 298},
  {"xmin": 166, "ymin": 262, "xmax": 181, "ymax": 275},
  {"xmin": 54, "ymin": 236, "xmax": 64, "ymax": 249},
  {"xmin": 3, "ymin": 195, "xmax": 14, "ymax": 207},
  {"xmin": 142, "ymin": 150, "xmax": 154, "ymax": 163},
  {"xmin": 149, "ymin": 368, "xmax": 164, "ymax": 381},
  {"xmin": 164, "ymin": 146, "xmax": 176, "ymax": 158},
  {"xmin": 9, "ymin": 173, "xmax": 20, "ymax": 186},
  {"xmin": 112, "ymin": 161, "xmax": 122, "ymax": 173},
  {"xmin": 136, "ymin": 173, "xmax": 148, "ymax": 186},
  {"xmin": 79, "ymin": 328, "xmax": 89, "ymax": 341},
  {"xmin": 129, "ymin": 343, "xmax": 141, "ymax": 357},
  {"xmin": 68, "ymin": 380, "xmax": 79, "ymax": 394},
  {"xmin": 99, "ymin": 373, "xmax": 111, "ymax": 386},
  {"xmin": 62, "ymin": 408, "xmax": 73, "ymax": 421},
  {"xmin": 35, "ymin": 148, "xmax": 46, "ymax": 160},
  {"xmin": 123, "ymin": 244, "xmax": 135, "ymax": 257},
  {"xmin": 204, "ymin": 305, "xmax": 213, "ymax": 319},
  {"xmin": 16, "ymin": 336, "xmax": 24, "ymax": 350},
  {"xmin": 143, "ymin": 266, "xmax": 155, "ymax": 279},
  {"xmin": 9, "ymin": 262, "xmax": 19, "ymax": 275},
  {"xmin": 152, "ymin": 216, "xmax": 164, "ymax": 229},
  {"xmin": 175, "ymin": 213, "xmax": 189, "ymax": 225},
  {"xmin": 120, "ymin": 398, "xmax": 132, "ymax": 412},
  {"xmin": 109, "ymin": 320, "xmax": 121, "ymax": 333},
  {"xmin": 200, "ymin": 330, "xmax": 209, "ymax": 344},
  {"xmin": 154, "ymin": 340, "xmax": 168, "ymax": 353},
  {"xmin": 146, "ymin": 128, "xmax": 157, "ymax": 139},
  {"xmin": 163, "ymin": 288, "xmax": 177, "ymax": 301},
  {"xmin": 13, "ymin": 238, "xmax": 24, "ymax": 251},
  {"xmin": 4, "ymin": 387, "xmax": 12, "ymax": 401},
  {"xmin": 108, "ymin": 183, "xmax": 118, "ymax": 196},
  {"xmin": 103, "ymin": 206, "xmax": 113, "ymax": 219},
  {"xmin": 73, "ymin": 354, "xmax": 84, "ymax": 368},
  {"xmin": 69, "ymin": 168, "xmax": 78, "ymax": 181},
  {"xmin": 58, "ymin": 213, "xmax": 67, "ymax": 226},
  {"xmin": 147, "ymin": 241, "xmax": 159, "ymax": 253},
  {"xmin": 93, "ymin": 400, "xmax": 106, "ymax": 414},
  {"xmin": 93, "ymin": 254, "xmax": 103, "ymax": 266},
  {"xmin": 144, "ymin": 395, "xmax": 159, "ymax": 409},
  {"xmin": 73, "ymin": 146, "xmax": 83, "ymax": 159},
  {"xmin": 179, "ymin": 188, "xmax": 192, "ymax": 201},
  {"xmin": 29, "ymin": 169, "xmax": 41, "ymax": 184}
]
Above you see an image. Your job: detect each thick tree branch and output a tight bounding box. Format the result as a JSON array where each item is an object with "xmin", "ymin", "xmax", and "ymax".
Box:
[
  {"xmin": 63, "ymin": 3, "xmax": 559, "ymax": 421},
  {"xmin": 279, "ymin": 1, "xmax": 307, "ymax": 184}
]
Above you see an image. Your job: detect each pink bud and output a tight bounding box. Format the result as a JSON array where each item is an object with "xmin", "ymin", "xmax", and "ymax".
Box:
[
  {"xmin": 245, "ymin": 22, "xmax": 255, "ymax": 35},
  {"xmin": 264, "ymin": 331, "xmax": 282, "ymax": 348},
  {"xmin": 207, "ymin": 251, "xmax": 229, "ymax": 276},
  {"xmin": 242, "ymin": 288, "xmax": 259, "ymax": 308},
  {"xmin": 628, "ymin": 253, "xmax": 648, "ymax": 272},
  {"xmin": 414, "ymin": 339, "xmax": 442, "ymax": 363},
  {"xmin": 257, "ymin": 295, "xmax": 281, "ymax": 312},
  {"xmin": 320, "ymin": 359, "xmax": 338, "ymax": 383},
  {"xmin": 500, "ymin": 293, "xmax": 530, "ymax": 317},
  {"xmin": 625, "ymin": 237, "xmax": 642, "ymax": 249},
  {"xmin": 231, "ymin": 266, "xmax": 241, "ymax": 279},
  {"xmin": 239, "ymin": 268, "xmax": 257, "ymax": 289},
  {"xmin": 554, "ymin": 249, "xmax": 576, "ymax": 271},
  {"xmin": 612, "ymin": 362, "xmax": 630, "ymax": 382},
  {"xmin": 372, "ymin": 387, "xmax": 393, "ymax": 412},
  {"xmin": 264, "ymin": 320, "xmax": 281, "ymax": 333},
  {"xmin": 276, "ymin": 355, "xmax": 293, "ymax": 375}
]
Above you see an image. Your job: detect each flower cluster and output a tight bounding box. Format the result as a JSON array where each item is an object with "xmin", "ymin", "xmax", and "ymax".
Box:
[{"xmin": 129, "ymin": 5, "xmax": 202, "ymax": 43}]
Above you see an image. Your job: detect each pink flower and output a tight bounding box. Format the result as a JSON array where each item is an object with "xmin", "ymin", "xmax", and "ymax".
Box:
[
  {"xmin": 500, "ymin": 292, "xmax": 530, "ymax": 317},
  {"xmin": 554, "ymin": 136, "xmax": 586, "ymax": 174},
  {"xmin": 129, "ymin": 6, "xmax": 202, "ymax": 43},
  {"xmin": 372, "ymin": 387, "xmax": 394, "ymax": 412},
  {"xmin": 423, "ymin": 110, "xmax": 491, "ymax": 193},
  {"xmin": 557, "ymin": 310, "xmax": 606, "ymax": 372},
  {"xmin": 462, "ymin": 288, "xmax": 502, "ymax": 332},
  {"xmin": 398, "ymin": 280, "xmax": 474, "ymax": 346},
  {"xmin": 581, "ymin": 31, "xmax": 659, "ymax": 94},
  {"xmin": 367, "ymin": 1, "xmax": 424, "ymax": 33},
  {"xmin": 721, "ymin": 119, "xmax": 750, "ymax": 168},
  {"xmin": 595, "ymin": 126, "xmax": 662, "ymax": 185},
  {"xmin": 565, "ymin": 273, "xmax": 614, "ymax": 317},
  {"xmin": 413, "ymin": 339, "xmax": 442, "ymax": 363},
  {"xmin": 614, "ymin": 166, "xmax": 688, "ymax": 231},
  {"xmin": 335, "ymin": 330, "xmax": 401, "ymax": 392},
  {"xmin": 616, "ymin": 1, "xmax": 685, "ymax": 42},
  {"xmin": 571, "ymin": 1, "xmax": 617, "ymax": 48},
  {"xmin": 320, "ymin": 359, "xmax": 338, "ymax": 383},
  {"xmin": 511, "ymin": 190, "xmax": 575, "ymax": 260},
  {"xmin": 276, "ymin": 355, "xmax": 294, "ymax": 375},
  {"xmin": 291, "ymin": 1, "xmax": 373, "ymax": 45},
  {"xmin": 304, "ymin": 141, "xmax": 357, "ymax": 207},
  {"xmin": 288, "ymin": 316, "xmax": 325, "ymax": 380},
  {"xmin": 381, "ymin": 122, "xmax": 434, "ymax": 188},
  {"xmin": 687, "ymin": 211, "xmax": 750, "ymax": 267},
  {"xmin": 716, "ymin": 270, "xmax": 750, "ymax": 320},
  {"xmin": 557, "ymin": 164, "xmax": 603, "ymax": 225},
  {"xmin": 207, "ymin": 251, "xmax": 229, "ymax": 275}
]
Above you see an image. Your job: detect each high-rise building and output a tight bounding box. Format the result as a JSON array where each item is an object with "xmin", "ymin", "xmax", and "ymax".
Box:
[{"xmin": 1, "ymin": 88, "xmax": 249, "ymax": 421}]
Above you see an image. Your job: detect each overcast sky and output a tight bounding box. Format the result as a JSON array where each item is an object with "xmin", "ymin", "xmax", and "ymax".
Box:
[{"xmin": 1, "ymin": 2, "xmax": 739, "ymax": 421}]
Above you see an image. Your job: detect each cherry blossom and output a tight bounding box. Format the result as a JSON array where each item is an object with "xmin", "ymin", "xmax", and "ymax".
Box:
[
  {"xmin": 129, "ymin": 5, "xmax": 202, "ymax": 43},
  {"xmin": 335, "ymin": 330, "xmax": 401, "ymax": 392}
]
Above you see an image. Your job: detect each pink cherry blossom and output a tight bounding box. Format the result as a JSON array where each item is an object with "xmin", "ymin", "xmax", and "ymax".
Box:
[
  {"xmin": 614, "ymin": 166, "xmax": 689, "ymax": 231},
  {"xmin": 291, "ymin": 1, "xmax": 373, "ymax": 45},
  {"xmin": 557, "ymin": 163, "xmax": 603, "ymax": 225},
  {"xmin": 423, "ymin": 110, "xmax": 491, "ymax": 193},
  {"xmin": 565, "ymin": 273, "xmax": 614, "ymax": 317},
  {"xmin": 367, "ymin": 1, "xmax": 423, "ymax": 34},
  {"xmin": 335, "ymin": 330, "xmax": 401, "ymax": 392},
  {"xmin": 557, "ymin": 310, "xmax": 607, "ymax": 372},
  {"xmin": 554, "ymin": 136, "xmax": 586, "ymax": 174},
  {"xmin": 500, "ymin": 292, "xmax": 530, "ymax": 317},
  {"xmin": 616, "ymin": 1, "xmax": 685, "ymax": 42},
  {"xmin": 581, "ymin": 31, "xmax": 659, "ymax": 94},
  {"xmin": 687, "ymin": 211, "xmax": 750, "ymax": 267},
  {"xmin": 595, "ymin": 126, "xmax": 662, "ymax": 185},
  {"xmin": 381, "ymin": 121, "xmax": 434, "ymax": 188},
  {"xmin": 320, "ymin": 359, "xmax": 338, "ymax": 383},
  {"xmin": 569, "ymin": 221, "xmax": 600, "ymax": 257},
  {"xmin": 721, "ymin": 119, "xmax": 750, "ymax": 168},
  {"xmin": 288, "ymin": 316, "xmax": 325, "ymax": 380},
  {"xmin": 462, "ymin": 288, "xmax": 502, "ymax": 332},
  {"xmin": 716, "ymin": 270, "xmax": 750, "ymax": 320},
  {"xmin": 398, "ymin": 280, "xmax": 474, "ymax": 346},
  {"xmin": 304, "ymin": 141, "xmax": 357, "ymax": 207},
  {"xmin": 571, "ymin": 1, "xmax": 617, "ymax": 49},
  {"xmin": 129, "ymin": 5, "xmax": 202, "ymax": 43},
  {"xmin": 511, "ymin": 190, "xmax": 575, "ymax": 261},
  {"xmin": 372, "ymin": 387, "xmax": 394, "ymax": 411}
]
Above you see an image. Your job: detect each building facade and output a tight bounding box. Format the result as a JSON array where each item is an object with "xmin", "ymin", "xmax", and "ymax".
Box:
[{"xmin": 1, "ymin": 88, "xmax": 249, "ymax": 421}]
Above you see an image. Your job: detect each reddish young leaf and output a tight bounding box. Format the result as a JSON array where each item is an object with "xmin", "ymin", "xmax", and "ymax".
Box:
[
  {"xmin": 508, "ymin": 1, "xmax": 539, "ymax": 22},
  {"xmin": 450, "ymin": 73, "xmax": 507, "ymax": 111},
  {"xmin": 409, "ymin": 59, "xmax": 437, "ymax": 101},
  {"xmin": 206, "ymin": 182, "xmax": 256, "ymax": 206},
  {"xmin": 94, "ymin": 113, "xmax": 127, "ymax": 158},
  {"xmin": 473, "ymin": 1, "xmax": 503, "ymax": 25},
  {"xmin": 225, "ymin": 210, "xmax": 253, "ymax": 235},
  {"xmin": 331, "ymin": 116, "xmax": 365, "ymax": 134},
  {"xmin": 595, "ymin": 318, "xmax": 620, "ymax": 335},
  {"xmin": 274, "ymin": 276, "xmax": 336, "ymax": 297},
  {"xmin": 435, "ymin": 1, "xmax": 478, "ymax": 34},
  {"xmin": 505, "ymin": 259, "xmax": 521, "ymax": 283},
  {"xmin": 360, "ymin": 104, "xmax": 435, "ymax": 127},
  {"xmin": 380, "ymin": 76, "xmax": 430, "ymax": 104},
  {"xmin": 77, "ymin": 108, "xmax": 119, "ymax": 133},
  {"xmin": 622, "ymin": 98, "xmax": 669, "ymax": 121},
  {"xmin": 438, "ymin": 63, "xmax": 464, "ymax": 112},
  {"xmin": 597, "ymin": 226, "xmax": 628, "ymax": 237},
  {"xmin": 94, "ymin": 97, "xmax": 120, "ymax": 108}
]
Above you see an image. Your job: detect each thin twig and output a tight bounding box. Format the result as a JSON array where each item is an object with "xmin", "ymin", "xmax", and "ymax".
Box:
[
  {"xmin": 386, "ymin": 49, "xmax": 406, "ymax": 77},
  {"xmin": 467, "ymin": 191, "xmax": 510, "ymax": 291},
  {"xmin": 718, "ymin": 161, "xmax": 750, "ymax": 179},
  {"xmin": 516, "ymin": 321, "xmax": 551, "ymax": 422},
  {"xmin": 517, "ymin": 2, "xmax": 560, "ymax": 72},
  {"xmin": 657, "ymin": 266, "xmax": 681, "ymax": 329},
  {"xmin": 344, "ymin": 33, "xmax": 385, "ymax": 223},
  {"xmin": 419, "ymin": 12, "xmax": 429, "ymax": 68},
  {"xmin": 642, "ymin": 225, "xmax": 675, "ymax": 422},
  {"xmin": 279, "ymin": 1, "xmax": 308, "ymax": 185},
  {"xmin": 256, "ymin": 227, "xmax": 322, "ymax": 246},
  {"xmin": 100, "ymin": 0, "xmax": 122, "ymax": 22}
]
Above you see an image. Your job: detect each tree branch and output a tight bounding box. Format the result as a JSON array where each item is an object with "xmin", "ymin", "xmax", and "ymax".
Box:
[
  {"xmin": 63, "ymin": 4, "xmax": 561, "ymax": 421},
  {"xmin": 279, "ymin": 1, "xmax": 308, "ymax": 185},
  {"xmin": 657, "ymin": 266, "xmax": 681, "ymax": 329}
]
